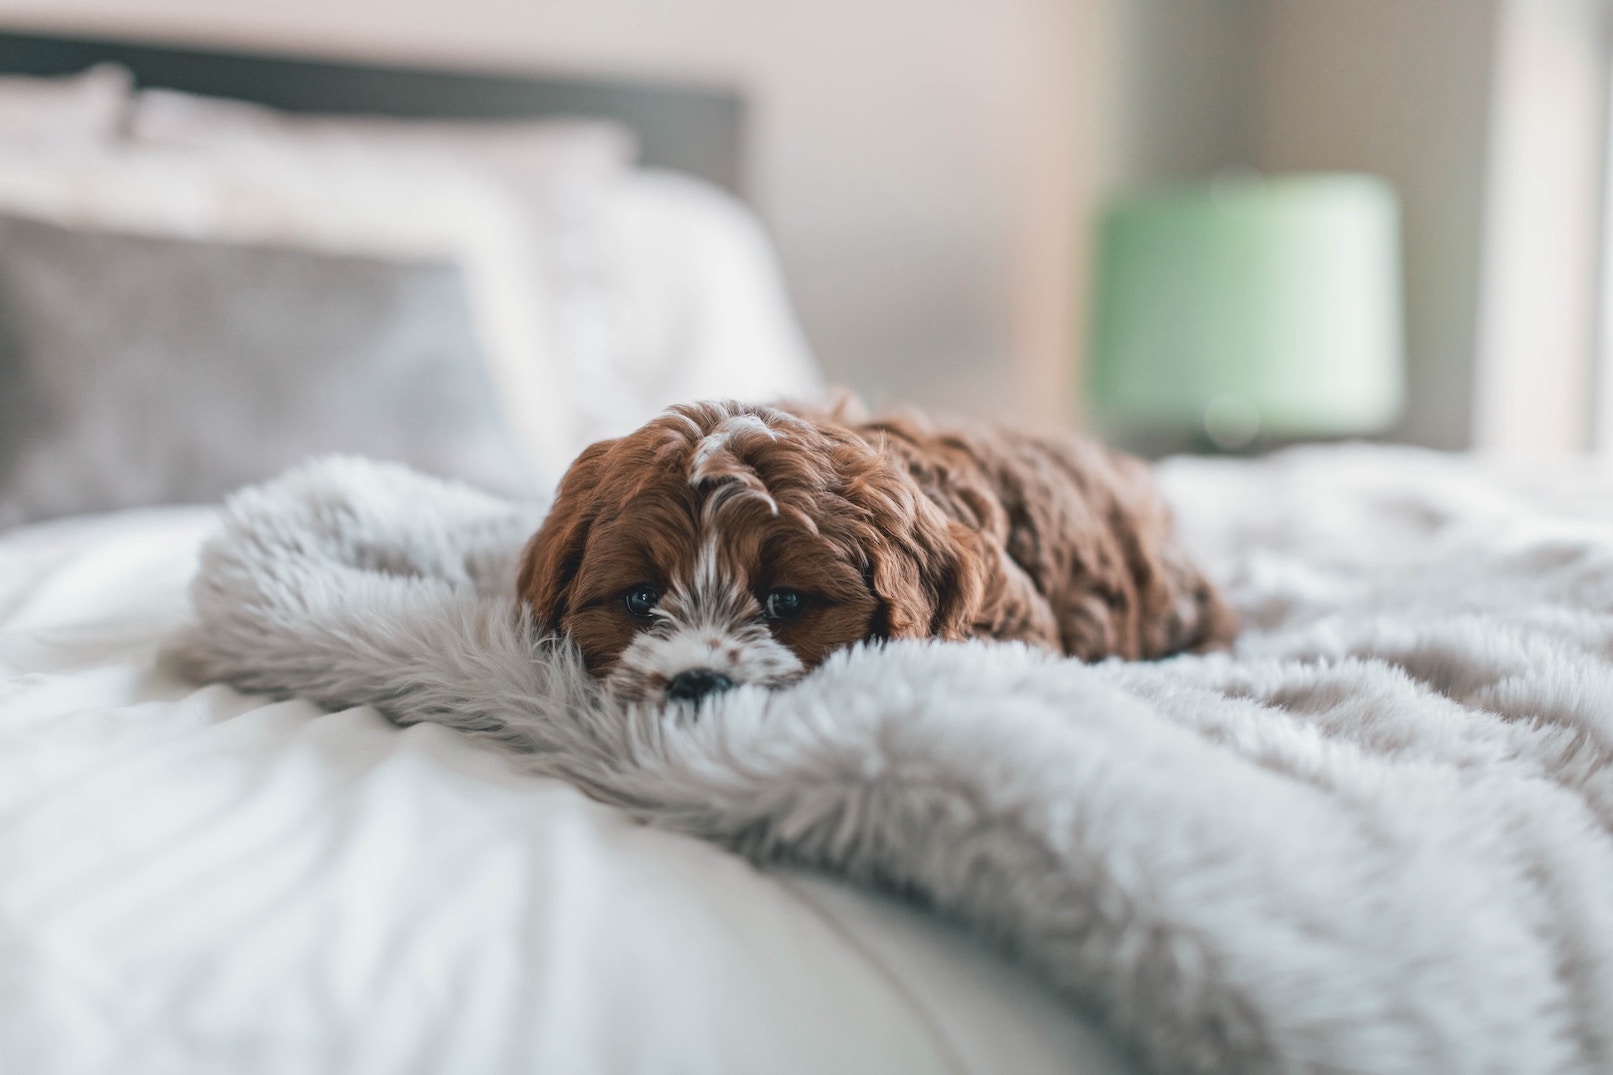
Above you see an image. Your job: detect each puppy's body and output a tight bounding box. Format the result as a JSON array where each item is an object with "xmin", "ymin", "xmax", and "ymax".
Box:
[
  {"xmin": 863, "ymin": 414, "xmax": 1234, "ymax": 662},
  {"xmin": 518, "ymin": 401, "xmax": 1234, "ymax": 706}
]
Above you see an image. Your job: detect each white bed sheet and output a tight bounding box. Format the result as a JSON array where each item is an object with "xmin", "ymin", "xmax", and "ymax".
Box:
[{"xmin": 0, "ymin": 508, "xmax": 1131, "ymax": 1075}]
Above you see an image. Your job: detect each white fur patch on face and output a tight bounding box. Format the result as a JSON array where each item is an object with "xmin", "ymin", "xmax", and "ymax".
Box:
[
  {"xmin": 686, "ymin": 412, "xmax": 783, "ymax": 519},
  {"xmin": 607, "ymin": 536, "xmax": 804, "ymax": 706},
  {"xmin": 688, "ymin": 413, "xmax": 779, "ymax": 479}
]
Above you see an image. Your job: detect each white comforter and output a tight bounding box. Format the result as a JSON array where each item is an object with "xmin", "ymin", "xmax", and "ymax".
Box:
[
  {"xmin": 0, "ymin": 509, "xmax": 1126, "ymax": 1073},
  {"xmin": 11, "ymin": 443, "xmax": 1613, "ymax": 1075}
]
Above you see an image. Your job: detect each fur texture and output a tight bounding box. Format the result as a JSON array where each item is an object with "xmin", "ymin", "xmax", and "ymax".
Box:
[
  {"xmin": 176, "ymin": 453, "xmax": 1613, "ymax": 1075},
  {"xmin": 516, "ymin": 401, "xmax": 1234, "ymax": 706}
]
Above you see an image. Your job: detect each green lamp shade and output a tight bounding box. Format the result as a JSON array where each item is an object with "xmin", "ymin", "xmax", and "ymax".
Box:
[{"xmin": 1089, "ymin": 174, "xmax": 1405, "ymax": 445}]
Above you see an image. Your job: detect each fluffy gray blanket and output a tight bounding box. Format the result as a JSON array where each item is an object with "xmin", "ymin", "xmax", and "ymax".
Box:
[{"xmin": 177, "ymin": 450, "xmax": 1613, "ymax": 1075}]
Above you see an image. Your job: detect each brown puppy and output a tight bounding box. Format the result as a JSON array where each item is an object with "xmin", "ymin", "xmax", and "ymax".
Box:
[{"xmin": 518, "ymin": 400, "xmax": 1235, "ymax": 706}]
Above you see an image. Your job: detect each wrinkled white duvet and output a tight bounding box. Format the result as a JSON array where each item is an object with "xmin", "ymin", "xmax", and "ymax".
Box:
[
  {"xmin": 166, "ymin": 446, "xmax": 1613, "ymax": 1075},
  {"xmin": 12, "ymin": 443, "xmax": 1613, "ymax": 1075},
  {"xmin": 0, "ymin": 508, "xmax": 1126, "ymax": 1074}
]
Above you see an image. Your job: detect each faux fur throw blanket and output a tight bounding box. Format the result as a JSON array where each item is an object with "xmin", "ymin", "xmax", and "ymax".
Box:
[{"xmin": 177, "ymin": 450, "xmax": 1613, "ymax": 1075}]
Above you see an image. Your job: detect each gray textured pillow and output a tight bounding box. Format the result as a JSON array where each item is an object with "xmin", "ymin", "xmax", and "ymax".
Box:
[{"xmin": 0, "ymin": 213, "xmax": 540, "ymax": 527}]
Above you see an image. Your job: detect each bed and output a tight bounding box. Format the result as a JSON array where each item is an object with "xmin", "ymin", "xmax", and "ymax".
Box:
[
  {"xmin": 5, "ymin": 30, "xmax": 1613, "ymax": 1075},
  {"xmin": 14, "ymin": 444, "xmax": 1613, "ymax": 1075},
  {"xmin": 0, "ymin": 30, "xmax": 1132, "ymax": 1075}
]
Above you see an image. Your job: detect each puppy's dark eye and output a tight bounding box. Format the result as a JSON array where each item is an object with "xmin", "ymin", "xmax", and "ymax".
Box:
[
  {"xmin": 763, "ymin": 588, "xmax": 806, "ymax": 621},
  {"xmin": 624, "ymin": 585, "xmax": 661, "ymax": 619}
]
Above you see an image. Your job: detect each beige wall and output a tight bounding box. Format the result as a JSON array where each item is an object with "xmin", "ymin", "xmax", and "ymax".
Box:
[
  {"xmin": 1252, "ymin": 0, "xmax": 1502, "ymax": 452},
  {"xmin": 0, "ymin": 0, "xmax": 1103, "ymax": 430},
  {"xmin": 1098, "ymin": 0, "xmax": 1259, "ymax": 189}
]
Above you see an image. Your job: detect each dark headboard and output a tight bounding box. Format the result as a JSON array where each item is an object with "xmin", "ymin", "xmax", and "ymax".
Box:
[{"xmin": 0, "ymin": 28, "xmax": 747, "ymax": 197}]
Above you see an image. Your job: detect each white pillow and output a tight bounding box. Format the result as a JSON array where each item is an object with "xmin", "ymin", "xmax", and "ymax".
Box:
[
  {"xmin": 0, "ymin": 212, "xmax": 541, "ymax": 527},
  {"xmin": 572, "ymin": 169, "xmax": 823, "ymax": 445},
  {"xmin": 0, "ymin": 141, "xmax": 580, "ymax": 479},
  {"xmin": 0, "ymin": 64, "xmax": 131, "ymax": 148},
  {"xmin": 126, "ymin": 87, "xmax": 825, "ymax": 449},
  {"xmin": 0, "ymin": 88, "xmax": 824, "ymax": 497}
]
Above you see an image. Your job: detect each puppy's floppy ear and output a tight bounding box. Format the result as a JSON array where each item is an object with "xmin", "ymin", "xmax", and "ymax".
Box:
[
  {"xmin": 517, "ymin": 439, "xmax": 616, "ymax": 633},
  {"xmin": 851, "ymin": 465, "xmax": 985, "ymax": 641}
]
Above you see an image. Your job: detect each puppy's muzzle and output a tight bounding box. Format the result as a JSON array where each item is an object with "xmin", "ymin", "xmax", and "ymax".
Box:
[{"xmin": 665, "ymin": 668, "xmax": 734, "ymax": 703}]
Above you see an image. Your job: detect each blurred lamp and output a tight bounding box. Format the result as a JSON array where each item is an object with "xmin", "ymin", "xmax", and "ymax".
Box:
[{"xmin": 1088, "ymin": 173, "xmax": 1404, "ymax": 450}]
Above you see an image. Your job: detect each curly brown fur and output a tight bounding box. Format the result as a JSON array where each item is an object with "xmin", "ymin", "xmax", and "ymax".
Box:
[
  {"xmin": 517, "ymin": 400, "xmax": 1234, "ymax": 707},
  {"xmin": 860, "ymin": 412, "xmax": 1236, "ymax": 661}
]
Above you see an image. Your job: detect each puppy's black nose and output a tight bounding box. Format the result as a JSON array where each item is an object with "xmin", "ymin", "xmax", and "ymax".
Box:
[{"xmin": 665, "ymin": 668, "xmax": 734, "ymax": 703}]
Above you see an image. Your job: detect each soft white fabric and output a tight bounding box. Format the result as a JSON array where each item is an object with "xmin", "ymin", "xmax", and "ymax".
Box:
[
  {"xmin": 0, "ymin": 140, "xmax": 565, "ymax": 483},
  {"xmin": 0, "ymin": 64, "xmax": 130, "ymax": 149},
  {"xmin": 125, "ymin": 85, "xmax": 824, "ymax": 455},
  {"xmin": 0, "ymin": 507, "xmax": 1128, "ymax": 1074},
  {"xmin": 0, "ymin": 212, "xmax": 540, "ymax": 527},
  {"xmin": 0, "ymin": 135, "xmax": 819, "ymax": 493},
  {"xmin": 564, "ymin": 170, "xmax": 822, "ymax": 447},
  {"xmin": 168, "ymin": 447, "xmax": 1613, "ymax": 1075}
]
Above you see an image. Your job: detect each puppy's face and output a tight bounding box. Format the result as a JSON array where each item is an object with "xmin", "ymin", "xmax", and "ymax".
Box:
[{"xmin": 517, "ymin": 402, "xmax": 982, "ymax": 708}]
